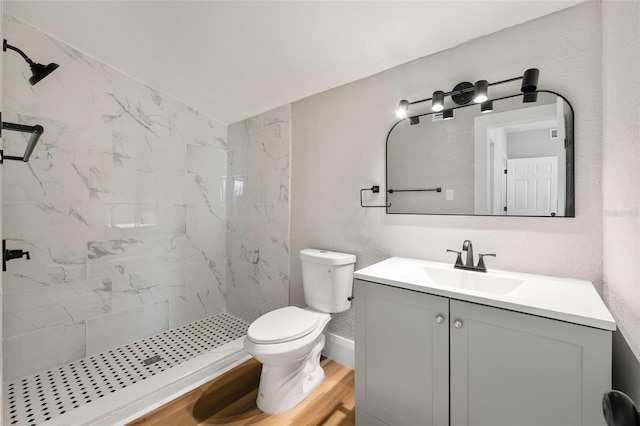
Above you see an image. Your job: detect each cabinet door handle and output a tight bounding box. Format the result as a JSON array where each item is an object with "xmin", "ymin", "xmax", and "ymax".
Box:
[
  {"xmin": 435, "ymin": 315, "xmax": 445, "ymax": 324},
  {"xmin": 453, "ymin": 320, "xmax": 463, "ymax": 329}
]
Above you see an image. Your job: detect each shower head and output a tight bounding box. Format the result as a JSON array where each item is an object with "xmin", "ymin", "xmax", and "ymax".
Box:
[
  {"xmin": 3, "ymin": 39, "xmax": 60, "ymax": 86},
  {"xmin": 28, "ymin": 62, "xmax": 60, "ymax": 86}
]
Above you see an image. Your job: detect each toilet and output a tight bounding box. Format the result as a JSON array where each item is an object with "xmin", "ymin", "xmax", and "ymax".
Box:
[{"xmin": 243, "ymin": 248, "xmax": 356, "ymax": 414}]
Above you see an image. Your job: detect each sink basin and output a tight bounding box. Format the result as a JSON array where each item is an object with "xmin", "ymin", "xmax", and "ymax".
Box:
[{"xmin": 403, "ymin": 265, "xmax": 524, "ymax": 295}]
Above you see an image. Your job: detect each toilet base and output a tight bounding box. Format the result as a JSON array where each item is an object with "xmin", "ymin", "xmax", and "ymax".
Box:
[{"xmin": 256, "ymin": 334, "xmax": 326, "ymax": 414}]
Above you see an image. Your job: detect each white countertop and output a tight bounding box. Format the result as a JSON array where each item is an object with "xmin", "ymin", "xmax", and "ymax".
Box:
[{"xmin": 353, "ymin": 257, "xmax": 616, "ymax": 331}]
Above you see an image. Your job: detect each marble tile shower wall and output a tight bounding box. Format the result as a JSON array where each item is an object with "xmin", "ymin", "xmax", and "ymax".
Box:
[
  {"xmin": 2, "ymin": 16, "xmax": 228, "ymax": 380},
  {"xmin": 226, "ymin": 106, "xmax": 290, "ymax": 323}
]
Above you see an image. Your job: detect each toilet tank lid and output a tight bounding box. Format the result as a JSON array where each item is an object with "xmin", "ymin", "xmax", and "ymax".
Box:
[{"xmin": 299, "ymin": 249, "xmax": 356, "ymax": 266}]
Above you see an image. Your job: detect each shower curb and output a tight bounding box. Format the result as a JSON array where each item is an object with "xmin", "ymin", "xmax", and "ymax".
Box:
[{"xmin": 42, "ymin": 340, "xmax": 250, "ymax": 426}]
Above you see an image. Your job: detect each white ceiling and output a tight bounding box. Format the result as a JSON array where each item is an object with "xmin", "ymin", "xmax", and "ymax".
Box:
[{"xmin": 4, "ymin": 1, "xmax": 584, "ymax": 124}]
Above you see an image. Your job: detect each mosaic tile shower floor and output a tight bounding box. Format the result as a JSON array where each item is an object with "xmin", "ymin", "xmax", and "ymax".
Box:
[{"xmin": 4, "ymin": 312, "xmax": 249, "ymax": 425}]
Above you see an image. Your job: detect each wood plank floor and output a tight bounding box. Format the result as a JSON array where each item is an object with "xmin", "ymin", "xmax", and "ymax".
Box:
[{"xmin": 128, "ymin": 357, "xmax": 355, "ymax": 426}]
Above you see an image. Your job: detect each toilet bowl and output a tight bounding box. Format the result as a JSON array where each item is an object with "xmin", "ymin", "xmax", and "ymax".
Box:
[
  {"xmin": 244, "ymin": 306, "xmax": 331, "ymax": 413},
  {"xmin": 243, "ymin": 249, "xmax": 356, "ymax": 414}
]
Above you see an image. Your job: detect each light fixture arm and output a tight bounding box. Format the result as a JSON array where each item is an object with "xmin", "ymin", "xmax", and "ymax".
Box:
[{"xmin": 3, "ymin": 39, "xmax": 34, "ymax": 65}]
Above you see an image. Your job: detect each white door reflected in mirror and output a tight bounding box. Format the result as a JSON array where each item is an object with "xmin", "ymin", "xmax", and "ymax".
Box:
[{"xmin": 506, "ymin": 156, "xmax": 558, "ymax": 216}]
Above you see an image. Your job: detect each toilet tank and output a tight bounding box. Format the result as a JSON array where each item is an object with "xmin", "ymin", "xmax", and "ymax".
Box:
[{"xmin": 299, "ymin": 249, "xmax": 356, "ymax": 313}]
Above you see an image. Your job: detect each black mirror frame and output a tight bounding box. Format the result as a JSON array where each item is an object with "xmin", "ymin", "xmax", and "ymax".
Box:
[{"xmin": 385, "ymin": 90, "xmax": 575, "ymax": 217}]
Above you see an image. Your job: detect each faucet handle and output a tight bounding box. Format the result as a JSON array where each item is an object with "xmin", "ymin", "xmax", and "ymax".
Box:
[
  {"xmin": 446, "ymin": 249, "xmax": 464, "ymax": 268},
  {"xmin": 477, "ymin": 253, "xmax": 496, "ymax": 272}
]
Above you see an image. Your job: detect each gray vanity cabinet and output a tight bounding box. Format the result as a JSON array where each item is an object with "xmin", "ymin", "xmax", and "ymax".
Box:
[
  {"xmin": 354, "ymin": 279, "xmax": 449, "ymax": 426},
  {"xmin": 449, "ymin": 299, "xmax": 611, "ymax": 426},
  {"xmin": 354, "ymin": 279, "xmax": 612, "ymax": 426}
]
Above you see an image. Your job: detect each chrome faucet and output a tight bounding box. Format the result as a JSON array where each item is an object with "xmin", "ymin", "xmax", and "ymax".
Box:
[
  {"xmin": 446, "ymin": 240, "xmax": 496, "ymax": 272},
  {"xmin": 462, "ymin": 240, "xmax": 474, "ymax": 269}
]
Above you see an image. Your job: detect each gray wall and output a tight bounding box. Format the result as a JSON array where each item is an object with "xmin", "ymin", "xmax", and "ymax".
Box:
[
  {"xmin": 507, "ymin": 129, "xmax": 564, "ymax": 159},
  {"xmin": 291, "ymin": 3, "xmax": 603, "ymax": 340},
  {"xmin": 0, "ymin": 2, "xmax": 4, "ymax": 420},
  {"xmin": 387, "ymin": 108, "xmax": 475, "ymax": 215},
  {"xmin": 602, "ymin": 0, "xmax": 640, "ymax": 402}
]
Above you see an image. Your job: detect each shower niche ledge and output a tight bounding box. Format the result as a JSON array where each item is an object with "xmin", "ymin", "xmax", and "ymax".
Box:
[{"xmin": 353, "ymin": 257, "xmax": 614, "ymax": 426}]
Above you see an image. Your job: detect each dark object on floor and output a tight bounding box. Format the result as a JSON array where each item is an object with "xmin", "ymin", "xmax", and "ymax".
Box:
[{"xmin": 603, "ymin": 390, "xmax": 640, "ymax": 426}]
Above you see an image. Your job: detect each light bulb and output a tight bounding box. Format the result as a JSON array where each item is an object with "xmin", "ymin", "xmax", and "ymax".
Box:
[
  {"xmin": 396, "ymin": 100, "xmax": 409, "ymax": 118},
  {"xmin": 432, "ymin": 90, "xmax": 444, "ymax": 112},
  {"xmin": 474, "ymin": 80, "xmax": 488, "ymax": 104}
]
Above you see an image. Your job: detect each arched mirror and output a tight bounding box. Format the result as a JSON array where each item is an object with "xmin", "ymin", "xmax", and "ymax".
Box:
[{"xmin": 386, "ymin": 91, "xmax": 574, "ymax": 217}]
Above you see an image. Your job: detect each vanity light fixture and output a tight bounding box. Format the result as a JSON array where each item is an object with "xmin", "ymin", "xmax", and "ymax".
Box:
[
  {"xmin": 523, "ymin": 92, "xmax": 538, "ymax": 103},
  {"xmin": 451, "ymin": 82, "xmax": 474, "ymax": 105},
  {"xmin": 480, "ymin": 101, "xmax": 494, "ymax": 113},
  {"xmin": 396, "ymin": 100, "xmax": 409, "ymax": 118},
  {"xmin": 521, "ymin": 68, "xmax": 539, "ymax": 93},
  {"xmin": 3, "ymin": 39, "xmax": 59, "ymax": 86},
  {"xmin": 431, "ymin": 91, "xmax": 445, "ymax": 112},
  {"xmin": 473, "ymin": 80, "xmax": 488, "ymax": 103},
  {"xmin": 443, "ymin": 109, "xmax": 454, "ymax": 120},
  {"xmin": 394, "ymin": 68, "xmax": 539, "ymax": 119}
]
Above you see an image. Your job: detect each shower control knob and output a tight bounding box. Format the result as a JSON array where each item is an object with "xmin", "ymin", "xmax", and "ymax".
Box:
[
  {"xmin": 435, "ymin": 315, "xmax": 445, "ymax": 324},
  {"xmin": 2, "ymin": 240, "xmax": 31, "ymax": 272},
  {"xmin": 453, "ymin": 320, "xmax": 463, "ymax": 329},
  {"xmin": 6, "ymin": 249, "xmax": 30, "ymax": 261}
]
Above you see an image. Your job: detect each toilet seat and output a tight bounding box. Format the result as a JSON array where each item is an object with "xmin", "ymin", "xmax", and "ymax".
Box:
[{"xmin": 247, "ymin": 306, "xmax": 320, "ymax": 344}]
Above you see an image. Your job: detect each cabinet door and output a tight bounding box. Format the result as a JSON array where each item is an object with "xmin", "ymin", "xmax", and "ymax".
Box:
[
  {"xmin": 355, "ymin": 279, "xmax": 449, "ymax": 426},
  {"xmin": 450, "ymin": 300, "xmax": 611, "ymax": 426}
]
